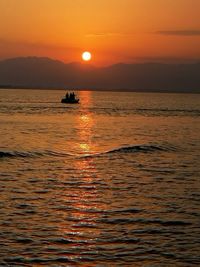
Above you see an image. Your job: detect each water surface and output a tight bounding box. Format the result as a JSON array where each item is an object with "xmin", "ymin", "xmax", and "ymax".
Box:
[{"xmin": 0, "ymin": 89, "xmax": 200, "ymax": 266}]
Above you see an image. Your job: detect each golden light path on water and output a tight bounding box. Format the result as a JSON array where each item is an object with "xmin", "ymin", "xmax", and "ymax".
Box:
[
  {"xmin": 76, "ymin": 91, "xmax": 95, "ymax": 156},
  {"xmin": 60, "ymin": 91, "xmax": 108, "ymax": 262}
]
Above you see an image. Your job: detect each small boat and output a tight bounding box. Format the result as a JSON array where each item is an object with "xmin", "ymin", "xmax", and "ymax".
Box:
[{"xmin": 61, "ymin": 92, "xmax": 79, "ymax": 104}]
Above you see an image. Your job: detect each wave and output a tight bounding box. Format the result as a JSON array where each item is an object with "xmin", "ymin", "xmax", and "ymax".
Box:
[
  {"xmin": 107, "ymin": 144, "xmax": 174, "ymax": 154},
  {"xmin": 136, "ymin": 108, "xmax": 200, "ymax": 113},
  {"xmin": 0, "ymin": 150, "xmax": 73, "ymax": 159},
  {"xmin": 81, "ymin": 144, "xmax": 176, "ymax": 159},
  {"xmin": 0, "ymin": 143, "xmax": 176, "ymax": 159},
  {"xmin": 99, "ymin": 217, "xmax": 192, "ymax": 226}
]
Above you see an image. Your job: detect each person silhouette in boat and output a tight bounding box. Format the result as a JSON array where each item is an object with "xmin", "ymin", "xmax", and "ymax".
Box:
[
  {"xmin": 65, "ymin": 92, "xmax": 69, "ymax": 100},
  {"xmin": 69, "ymin": 92, "xmax": 75, "ymax": 101}
]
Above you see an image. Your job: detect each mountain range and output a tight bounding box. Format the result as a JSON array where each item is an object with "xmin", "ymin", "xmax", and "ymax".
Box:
[{"xmin": 0, "ymin": 57, "xmax": 199, "ymax": 92}]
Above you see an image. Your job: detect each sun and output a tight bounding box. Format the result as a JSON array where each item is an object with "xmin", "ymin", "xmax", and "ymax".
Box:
[{"xmin": 82, "ymin": 51, "xmax": 92, "ymax": 61}]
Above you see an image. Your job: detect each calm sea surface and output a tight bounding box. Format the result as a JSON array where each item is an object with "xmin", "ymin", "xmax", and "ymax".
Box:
[{"xmin": 0, "ymin": 89, "xmax": 200, "ymax": 266}]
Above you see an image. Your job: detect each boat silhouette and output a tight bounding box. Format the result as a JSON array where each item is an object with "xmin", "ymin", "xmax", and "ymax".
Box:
[{"xmin": 61, "ymin": 92, "xmax": 79, "ymax": 104}]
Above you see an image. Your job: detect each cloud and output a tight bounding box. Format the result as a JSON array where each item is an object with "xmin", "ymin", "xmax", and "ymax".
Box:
[
  {"xmin": 85, "ymin": 32, "xmax": 133, "ymax": 38},
  {"xmin": 0, "ymin": 39, "xmax": 79, "ymax": 51},
  {"xmin": 156, "ymin": 30, "xmax": 200, "ymax": 36},
  {"xmin": 0, "ymin": 39, "xmax": 81, "ymax": 62}
]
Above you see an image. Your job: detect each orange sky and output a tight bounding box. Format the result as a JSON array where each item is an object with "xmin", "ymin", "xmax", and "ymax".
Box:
[{"xmin": 0, "ymin": 0, "xmax": 200, "ymax": 65}]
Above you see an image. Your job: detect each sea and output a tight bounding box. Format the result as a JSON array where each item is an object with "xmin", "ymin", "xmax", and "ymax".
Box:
[{"xmin": 0, "ymin": 89, "xmax": 200, "ymax": 267}]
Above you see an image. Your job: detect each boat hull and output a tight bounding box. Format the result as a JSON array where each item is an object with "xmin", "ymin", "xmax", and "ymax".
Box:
[{"xmin": 61, "ymin": 98, "xmax": 79, "ymax": 104}]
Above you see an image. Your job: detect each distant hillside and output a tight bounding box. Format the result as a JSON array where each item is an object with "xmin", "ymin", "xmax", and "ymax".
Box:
[{"xmin": 0, "ymin": 57, "xmax": 200, "ymax": 92}]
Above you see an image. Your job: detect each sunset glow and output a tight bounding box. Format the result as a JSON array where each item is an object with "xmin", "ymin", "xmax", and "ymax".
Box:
[
  {"xmin": 0, "ymin": 0, "xmax": 199, "ymax": 65},
  {"xmin": 0, "ymin": 1, "xmax": 199, "ymax": 264}
]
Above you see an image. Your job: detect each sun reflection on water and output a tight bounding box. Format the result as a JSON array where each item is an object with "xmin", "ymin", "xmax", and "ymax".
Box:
[
  {"xmin": 58, "ymin": 91, "xmax": 109, "ymax": 262},
  {"xmin": 76, "ymin": 91, "xmax": 95, "ymax": 155},
  {"xmin": 60, "ymin": 91, "xmax": 104, "ymax": 239}
]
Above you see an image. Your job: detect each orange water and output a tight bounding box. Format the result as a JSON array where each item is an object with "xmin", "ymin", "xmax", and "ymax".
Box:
[{"xmin": 0, "ymin": 89, "xmax": 200, "ymax": 266}]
